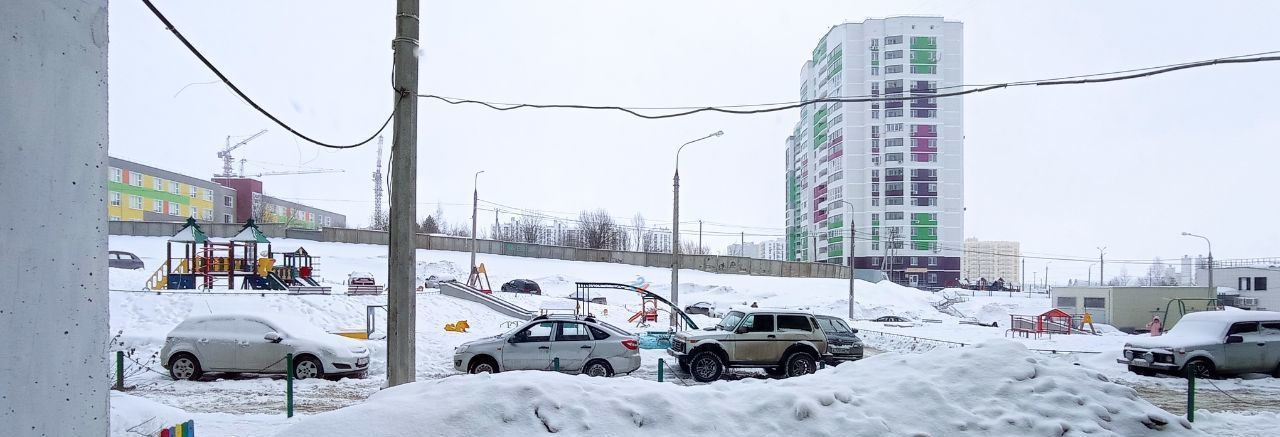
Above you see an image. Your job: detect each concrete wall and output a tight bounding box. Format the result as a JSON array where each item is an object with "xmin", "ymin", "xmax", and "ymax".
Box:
[
  {"xmin": 0, "ymin": 1, "xmax": 110, "ymax": 435},
  {"xmin": 109, "ymin": 220, "xmax": 287, "ymax": 239}
]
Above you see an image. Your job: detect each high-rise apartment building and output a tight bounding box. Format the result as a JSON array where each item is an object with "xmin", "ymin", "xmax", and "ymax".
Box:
[
  {"xmin": 786, "ymin": 17, "xmax": 963, "ymax": 288},
  {"xmin": 961, "ymin": 238, "xmax": 1021, "ymax": 284}
]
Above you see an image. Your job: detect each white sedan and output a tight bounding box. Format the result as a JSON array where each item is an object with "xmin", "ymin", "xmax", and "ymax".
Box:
[{"xmin": 161, "ymin": 313, "xmax": 370, "ymax": 380}]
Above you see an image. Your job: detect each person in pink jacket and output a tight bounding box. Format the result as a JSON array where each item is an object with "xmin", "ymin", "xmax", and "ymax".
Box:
[{"xmin": 1146, "ymin": 316, "xmax": 1163, "ymax": 336}]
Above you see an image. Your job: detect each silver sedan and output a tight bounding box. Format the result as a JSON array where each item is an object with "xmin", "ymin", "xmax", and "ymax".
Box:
[{"xmin": 454, "ymin": 315, "xmax": 641, "ymax": 376}]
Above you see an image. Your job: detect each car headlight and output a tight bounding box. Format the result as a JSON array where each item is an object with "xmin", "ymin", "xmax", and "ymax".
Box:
[
  {"xmin": 349, "ymin": 346, "xmax": 368, "ymax": 355},
  {"xmin": 455, "ymin": 344, "xmax": 469, "ymax": 354}
]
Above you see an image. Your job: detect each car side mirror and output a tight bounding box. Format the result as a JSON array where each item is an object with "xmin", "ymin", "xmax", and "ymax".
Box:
[
  {"xmin": 735, "ymin": 326, "xmax": 749, "ymax": 334},
  {"xmin": 851, "ymin": 328, "xmax": 859, "ymax": 334},
  {"xmin": 264, "ymin": 332, "xmax": 282, "ymax": 343},
  {"xmin": 1226, "ymin": 335, "xmax": 1244, "ymax": 344}
]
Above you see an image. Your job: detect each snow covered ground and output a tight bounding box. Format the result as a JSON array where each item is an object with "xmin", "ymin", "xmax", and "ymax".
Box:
[{"xmin": 106, "ymin": 236, "xmax": 1280, "ymax": 435}]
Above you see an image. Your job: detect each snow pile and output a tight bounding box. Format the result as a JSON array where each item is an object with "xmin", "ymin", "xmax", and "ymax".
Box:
[
  {"xmin": 279, "ymin": 340, "xmax": 1195, "ymax": 436},
  {"xmin": 111, "ymin": 391, "xmax": 191, "ymax": 436}
]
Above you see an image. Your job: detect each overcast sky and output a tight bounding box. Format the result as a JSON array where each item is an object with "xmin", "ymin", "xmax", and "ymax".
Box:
[{"xmin": 109, "ymin": 0, "xmax": 1280, "ymax": 284}]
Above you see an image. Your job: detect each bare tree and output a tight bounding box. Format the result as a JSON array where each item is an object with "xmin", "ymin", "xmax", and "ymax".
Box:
[
  {"xmin": 369, "ymin": 210, "xmax": 389, "ymax": 231},
  {"xmin": 516, "ymin": 215, "xmax": 545, "ymax": 243},
  {"xmin": 434, "ymin": 203, "xmax": 448, "ymax": 233},
  {"xmin": 681, "ymin": 240, "xmax": 710, "ymax": 255},
  {"xmin": 632, "ymin": 213, "xmax": 646, "ymax": 251},
  {"xmin": 1107, "ymin": 267, "xmax": 1132, "ymax": 286},
  {"xmin": 578, "ymin": 209, "xmax": 619, "ymax": 249},
  {"xmin": 446, "ymin": 223, "xmax": 471, "ymax": 238}
]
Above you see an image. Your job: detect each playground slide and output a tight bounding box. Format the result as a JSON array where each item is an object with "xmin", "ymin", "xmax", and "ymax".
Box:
[
  {"xmin": 245, "ymin": 272, "xmax": 290, "ymax": 290},
  {"xmin": 300, "ymin": 276, "xmax": 322, "ymax": 287},
  {"xmin": 440, "ymin": 282, "xmax": 535, "ymax": 320}
]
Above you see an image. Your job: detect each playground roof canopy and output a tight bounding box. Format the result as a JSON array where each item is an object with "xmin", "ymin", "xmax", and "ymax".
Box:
[
  {"xmin": 230, "ymin": 219, "xmax": 270, "ymax": 243},
  {"xmin": 168, "ymin": 218, "xmax": 208, "ymax": 243}
]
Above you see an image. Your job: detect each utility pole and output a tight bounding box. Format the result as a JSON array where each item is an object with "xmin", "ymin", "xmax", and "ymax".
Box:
[
  {"xmin": 494, "ymin": 209, "xmax": 500, "ymax": 241},
  {"xmin": 740, "ymin": 232, "xmax": 744, "ymax": 257},
  {"xmin": 469, "ymin": 171, "xmax": 483, "ymax": 278},
  {"xmin": 1044, "ymin": 262, "xmax": 1050, "ymax": 292},
  {"xmin": 1098, "ymin": 246, "xmax": 1107, "ymax": 286},
  {"xmin": 698, "ymin": 220, "xmax": 703, "ymax": 252},
  {"xmin": 386, "ymin": 0, "xmax": 420, "ymax": 388},
  {"xmin": 671, "ymin": 131, "xmax": 723, "ymax": 328},
  {"xmin": 1021, "ymin": 257, "xmax": 1026, "ymax": 292}
]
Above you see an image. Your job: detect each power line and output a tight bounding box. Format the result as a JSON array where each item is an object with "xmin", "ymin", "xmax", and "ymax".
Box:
[
  {"xmin": 419, "ymin": 53, "xmax": 1280, "ymax": 119},
  {"xmin": 140, "ymin": 0, "xmax": 396, "ymax": 149}
]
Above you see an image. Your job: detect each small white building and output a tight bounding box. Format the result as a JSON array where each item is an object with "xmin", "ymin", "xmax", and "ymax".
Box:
[
  {"xmin": 1195, "ymin": 265, "xmax": 1280, "ymax": 311},
  {"xmin": 1050, "ymin": 286, "xmax": 1215, "ymax": 333}
]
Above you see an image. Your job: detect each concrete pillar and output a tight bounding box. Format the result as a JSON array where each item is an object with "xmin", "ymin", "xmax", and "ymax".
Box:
[{"xmin": 0, "ymin": 1, "xmax": 110, "ymax": 435}]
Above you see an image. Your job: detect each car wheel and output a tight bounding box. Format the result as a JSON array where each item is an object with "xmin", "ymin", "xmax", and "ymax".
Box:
[
  {"xmin": 469, "ymin": 357, "xmax": 499, "ymax": 374},
  {"xmin": 1185, "ymin": 358, "xmax": 1216, "ymax": 379},
  {"xmin": 584, "ymin": 360, "xmax": 613, "ymax": 377},
  {"xmin": 785, "ymin": 352, "xmax": 817, "ymax": 378},
  {"xmin": 677, "ymin": 359, "xmax": 690, "ymax": 374},
  {"xmin": 168, "ymin": 353, "xmax": 203, "ymax": 381},
  {"xmin": 293, "ymin": 356, "xmax": 324, "ymax": 380},
  {"xmin": 689, "ymin": 351, "xmax": 724, "ymax": 383}
]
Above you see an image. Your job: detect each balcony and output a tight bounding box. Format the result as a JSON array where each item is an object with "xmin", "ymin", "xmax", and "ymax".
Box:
[
  {"xmin": 911, "ymin": 127, "xmax": 937, "ymax": 138},
  {"xmin": 910, "ymin": 37, "xmax": 937, "ymax": 50},
  {"xmin": 885, "ymin": 173, "xmax": 904, "ymax": 182},
  {"xmin": 910, "ymin": 98, "xmax": 937, "ymax": 109},
  {"xmin": 885, "ymin": 87, "xmax": 903, "ymax": 95},
  {"xmin": 885, "ymin": 100, "xmax": 903, "ymax": 109},
  {"xmin": 886, "ymin": 189, "xmax": 904, "ymax": 196}
]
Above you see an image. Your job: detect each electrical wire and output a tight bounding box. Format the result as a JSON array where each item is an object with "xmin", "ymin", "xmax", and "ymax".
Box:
[
  {"xmin": 141, "ymin": 0, "xmax": 397, "ymax": 149},
  {"xmin": 1201, "ymin": 379, "xmax": 1274, "ymax": 407},
  {"xmin": 419, "ymin": 54, "xmax": 1280, "ymax": 119}
]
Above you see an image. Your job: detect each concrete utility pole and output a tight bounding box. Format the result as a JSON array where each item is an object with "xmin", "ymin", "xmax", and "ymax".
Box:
[
  {"xmin": 1182, "ymin": 232, "xmax": 1213, "ymax": 298},
  {"xmin": 1098, "ymin": 246, "xmax": 1107, "ymax": 286},
  {"xmin": 698, "ymin": 220, "xmax": 703, "ymax": 251},
  {"xmin": 672, "ymin": 131, "xmax": 723, "ymax": 328},
  {"xmin": 470, "ymin": 171, "xmax": 484, "ymax": 275},
  {"xmin": 387, "ymin": 0, "xmax": 420, "ymax": 388},
  {"xmin": 1021, "ymin": 257, "xmax": 1026, "ymax": 291},
  {"xmin": 835, "ymin": 200, "xmax": 857, "ymax": 319},
  {"xmin": 1044, "ymin": 262, "xmax": 1050, "ymax": 292}
]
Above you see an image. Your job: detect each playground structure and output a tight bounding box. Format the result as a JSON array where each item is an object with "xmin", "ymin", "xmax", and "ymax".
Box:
[
  {"xmin": 268, "ymin": 246, "xmax": 331, "ymax": 293},
  {"xmin": 1006, "ymin": 308, "xmax": 1083, "ymax": 339},
  {"xmin": 573, "ymin": 281, "xmax": 699, "ymax": 330},
  {"xmin": 143, "ymin": 218, "xmax": 328, "ymax": 294},
  {"xmin": 467, "ymin": 262, "xmax": 493, "ymax": 293}
]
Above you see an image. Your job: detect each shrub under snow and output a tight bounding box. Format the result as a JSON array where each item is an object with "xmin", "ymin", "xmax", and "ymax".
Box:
[{"xmin": 279, "ymin": 340, "xmax": 1194, "ymax": 436}]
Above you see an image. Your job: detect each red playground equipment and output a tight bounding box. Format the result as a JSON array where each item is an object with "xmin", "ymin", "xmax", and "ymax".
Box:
[
  {"xmin": 146, "ymin": 218, "xmax": 273, "ymax": 290},
  {"xmin": 268, "ymin": 246, "xmax": 331, "ymax": 293},
  {"xmin": 625, "ymin": 279, "xmax": 660, "ymax": 326},
  {"xmin": 1006, "ymin": 308, "xmax": 1075, "ymax": 339}
]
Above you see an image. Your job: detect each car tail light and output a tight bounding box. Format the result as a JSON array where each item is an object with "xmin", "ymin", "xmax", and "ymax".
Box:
[{"xmin": 621, "ymin": 339, "xmax": 638, "ymax": 350}]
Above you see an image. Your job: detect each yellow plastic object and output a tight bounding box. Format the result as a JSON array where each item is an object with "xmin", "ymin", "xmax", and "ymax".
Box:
[
  {"xmin": 333, "ymin": 331, "xmax": 369, "ymax": 339},
  {"xmin": 444, "ymin": 320, "xmax": 470, "ymax": 333},
  {"xmin": 256, "ymin": 257, "xmax": 275, "ymax": 277}
]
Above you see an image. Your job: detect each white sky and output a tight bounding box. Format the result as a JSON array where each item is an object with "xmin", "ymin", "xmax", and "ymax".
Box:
[{"xmin": 108, "ymin": 0, "xmax": 1280, "ymax": 284}]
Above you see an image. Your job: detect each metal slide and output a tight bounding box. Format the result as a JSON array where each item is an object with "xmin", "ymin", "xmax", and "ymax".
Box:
[
  {"xmin": 573, "ymin": 282, "xmax": 699, "ymax": 329},
  {"xmin": 440, "ymin": 282, "xmax": 535, "ymax": 320}
]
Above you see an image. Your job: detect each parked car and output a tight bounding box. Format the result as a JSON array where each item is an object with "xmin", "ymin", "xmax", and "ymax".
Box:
[
  {"xmin": 814, "ymin": 315, "xmax": 865, "ymax": 364},
  {"xmin": 683, "ymin": 301, "xmax": 717, "ymax": 317},
  {"xmin": 453, "ymin": 314, "xmax": 640, "ymax": 376},
  {"xmin": 161, "ymin": 313, "xmax": 370, "ymax": 381},
  {"xmin": 872, "ymin": 315, "xmax": 911, "ymax": 323},
  {"xmin": 1118, "ymin": 310, "xmax": 1280, "ymax": 378},
  {"xmin": 423, "ymin": 274, "xmax": 457, "ymax": 289},
  {"xmin": 108, "ymin": 250, "xmax": 145, "ymax": 270},
  {"xmin": 348, "ymin": 272, "xmax": 376, "ymax": 285},
  {"xmin": 668, "ymin": 308, "xmax": 828, "ymax": 382},
  {"xmin": 500, "ymin": 279, "xmax": 541, "ymax": 295}
]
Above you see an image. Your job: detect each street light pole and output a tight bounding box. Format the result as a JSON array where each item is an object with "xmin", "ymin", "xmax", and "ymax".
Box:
[
  {"xmin": 1182, "ymin": 232, "xmax": 1213, "ymax": 298},
  {"xmin": 1045, "ymin": 261, "xmax": 1051, "ymax": 292},
  {"xmin": 835, "ymin": 200, "xmax": 857, "ymax": 319},
  {"xmin": 1087, "ymin": 262, "xmax": 1095, "ymax": 286},
  {"xmin": 470, "ymin": 171, "xmax": 484, "ymax": 279},
  {"xmin": 672, "ymin": 131, "xmax": 724, "ymax": 328}
]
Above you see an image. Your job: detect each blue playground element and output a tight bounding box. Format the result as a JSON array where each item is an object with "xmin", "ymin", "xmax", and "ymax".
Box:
[{"xmin": 637, "ymin": 331, "xmax": 674, "ymax": 349}]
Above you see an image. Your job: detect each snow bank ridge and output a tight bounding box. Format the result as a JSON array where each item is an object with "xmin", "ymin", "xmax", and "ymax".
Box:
[{"xmin": 279, "ymin": 340, "xmax": 1195, "ymax": 437}]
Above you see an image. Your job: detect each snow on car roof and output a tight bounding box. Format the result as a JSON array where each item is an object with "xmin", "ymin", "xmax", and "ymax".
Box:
[
  {"xmin": 1178, "ymin": 308, "xmax": 1280, "ymax": 324},
  {"xmin": 724, "ymin": 306, "xmax": 813, "ymax": 315}
]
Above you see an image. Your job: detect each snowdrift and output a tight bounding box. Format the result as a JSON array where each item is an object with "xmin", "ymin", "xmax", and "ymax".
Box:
[
  {"xmin": 111, "ymin": 392, "xmax": 191, "ymax": 436},
  {"xmin": 279, "ymin": 340, "xmax": 1194, "ymax": 437}
]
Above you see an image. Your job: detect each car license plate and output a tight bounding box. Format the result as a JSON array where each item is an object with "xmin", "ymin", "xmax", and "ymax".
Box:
[
  {"xmin": 830, "ymin": 346, "xmax": 849, "ymax": 353},
  {"xmin": 357, "ymin": 358, "xmax": 369, "ymax": 366}
]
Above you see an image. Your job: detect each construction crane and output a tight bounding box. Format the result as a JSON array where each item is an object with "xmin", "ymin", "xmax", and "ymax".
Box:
[
  {"xmin": 372, "ymin": 136, "xmax": 385, "ymax": 222},
  {"xmin": 217, "ymin": 129, "xmax": 268, "ymax": 177}
]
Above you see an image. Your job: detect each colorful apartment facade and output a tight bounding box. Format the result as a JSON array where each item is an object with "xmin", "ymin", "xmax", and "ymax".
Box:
[
  {"xmin": 106, "ymin": 157, "xmax": 345, "ymax": 229},
  {"xmin": 786, "ymin": 17, "xmax": 964, "ymax": 289}
]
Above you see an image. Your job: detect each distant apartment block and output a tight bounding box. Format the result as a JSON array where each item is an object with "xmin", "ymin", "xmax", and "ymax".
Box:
[
  {"xmin": 961, "ymin": 238, "xmax": 1021, "ymax": 284},
  {"xmin": 727, "ymin": 238, "xmax": 787, "ymax": 260}
]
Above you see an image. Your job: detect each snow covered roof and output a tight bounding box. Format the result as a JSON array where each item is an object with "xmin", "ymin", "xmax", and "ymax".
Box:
[
  {"xmin": 229, "ymin": 219, "xmax": 270, "ymax": 243},
  {"xmin": 725, "ymin": 306, "xmax": 814, "ymax": 315},
  {"xmin": 168, "ymin": 218, "xmax": 207, "ymax": 243}
]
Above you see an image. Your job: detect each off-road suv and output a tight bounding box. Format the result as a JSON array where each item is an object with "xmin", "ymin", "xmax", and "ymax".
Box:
[{"xmin": 668, "ymin": 308, "xmax": 828, "ymax": 382}]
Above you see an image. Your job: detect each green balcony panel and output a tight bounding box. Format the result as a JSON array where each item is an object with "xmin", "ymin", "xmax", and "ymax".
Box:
[
  {"xmin": 910, "ymin": 50, "xmax": 937, "ymax": 65},
  {"xmin": 910, "ymin": 37, "xmax": 937, "ymax": 50}
]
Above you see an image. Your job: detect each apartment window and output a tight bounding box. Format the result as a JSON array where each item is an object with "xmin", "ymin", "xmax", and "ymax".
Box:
[
  {"xmin": 203, "ymin": 209, "xmax": 213, "ymax": 221},
  {"xmin": 885, "ymin": 79, "xmax": 903, "ymax": 90},
  {"xmin": 131, "ymin": 173, "xmax": 143, "ymax": 187},
  {"xmin": 886, "ymin": 197, "xmax": 904, "ymax": 205},
  {"xmin": 190, "ymin": 186, "xmax": 198, "ymax": 198},
  {"xmin": 204, "ymin": 189, "xmax": 213, "ymax": 201},
  {"xmin": 1257, "ymin": 277, "xmax": 1269, "ymax": 291},
  {"xmin": 152, "ymin": 200, "xmax": 163, "ymax": 213},
  {"xmin": 886, "ymin": 123, "xmax": 904, "ymax": 132},
  {"xmin": 871, "ymin": 198, "xmax": 880, "ymax": 206},
  {"xmin": 223, "ymin": 214, "xmax": 232, "ymax": 224},
  {"xmin": 885, "ymin": 108, "xmax": 903, "ymax": 118},
  {"xmin": 223, "ymin": 195, "xmax": 233, "ymax": 207},
  {"xmin": 912, "ymin": 80, "xmax": 937, "ymax": 92},
  {"xmin": 885, "ymin": 138, "xmax": 904, "ymax": 148},
  {"xmin": 871, "ymin": 82, "xmax": 880, "ymax": 95},
  {"xmin": 190, "ymin": 206, "xmax": 199, "ymax": 218},
  {"xmin": 928, "ymin": 257, "xmax": 938, "ymax": 266},
  {"xmin": 153, "ymin": 178, "xmax": 163, "ymax": 190},
  {"xmin": 911, "ymin": 198, "xmax": 938, "ymax": 206},
  {"xmin": 1056, "ymin": 297, "xmax": 1077, "ymax": 308},
  {"xmin": 129, "ymin": 195, "xmax": 143, "ymax": 210},
  {"xmin": 167, "ymin": 202, "xmax": 180, "ymax": 216},
  {"xmin": 870, "ymin": 66, "xmax": 879, "ymax": 76},
  {"xmin": 110, "ymin": 168, "xmax": 122, "ymax": 183},
  {"xmin": 169, "ymin": 181, "xmax": 179, "ymax": 195},
  {"xmin": 885, "ymin": 50, "xmax": 903, "ymax": 59},
  {"xmin": 885, "ymin": 152, "xmax": 904, "ymax": 162},
  {"xmin": 1084, "ymin": 298, "xmax": 1106, "ymax": 309},
  {"xmin": 885, "ymin": 65, "xmax": 903, "ymax": 74},
  {"xmin": 909, "ymin": 257, "xmax": 918, "ymax": 266},
  {"xmin": 110, "ymin": 216, "xmax": 121, "ymax": 221},
  {"xmin": 928, "ymin": 273, "xmax": 938, "ymax": 284},
  {"xmin": 871, "ymin": 110, "xmax": 880, "ymax": 119},
  {"xmin": 109, "ymin": 191, "xmax": 121, "ymax": 206},
  {"xmin": 886, "ymin": 167, "xmax": 903, "ymax": 177},
  {"xmin": 885, "ymin": 35, "xmax": 902, "ymax": 45},
  {"xmin": 911, "ymin": 109, "xmax": 936, "ymax": 118},
  {"xmin": 886, "ymin": 182, "xmax": 903, "ymax": 192},
  {"xmin": 870, "ymin": 39, "xmax": 879, "ymax": 49},
  {"xmin": 831, "ymin": 114, "xmax": 843, "ymax": 125},
  {"xmin": 885, "ymin": 212, "xmax": 904, "ymax": 220},
  {"xmin": 910, "ymin": 65, "xmax": 937, "ymax": 74}
]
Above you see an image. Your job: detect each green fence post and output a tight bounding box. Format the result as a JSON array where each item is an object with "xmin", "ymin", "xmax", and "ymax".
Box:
[
  {"xmin": 114, "ymin": 351, "xmax": 124, "ymax": 390},
  {"xmin": 820, "ymin": 361, "xmax": 826, "ymax": 370},
  {"xmin": 553, "ymin": 357, "xmax": 559, "ymax": 372},
  {"xmin": 658, "ymin": 358, "xmax": 665, "ymax": 383},
  {"xmin": 286, "ymin": 353, "xmax": 294, "ymax": 418},
  {"xmin": 1186, "ymin": 364, "xmax": 1195, "ymax": 422}
]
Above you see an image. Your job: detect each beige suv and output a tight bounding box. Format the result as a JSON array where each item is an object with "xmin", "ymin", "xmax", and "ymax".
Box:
[{"xmin": 668, "ymin": 308, "xmax": 828, "ymax": 382}]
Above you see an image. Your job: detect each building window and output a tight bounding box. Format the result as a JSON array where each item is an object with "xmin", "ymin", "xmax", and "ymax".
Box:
[
  {"xmin": 169, "ymin": 181, "xmax": 180, "ymax": 195},
  {"xmin": 1083, "ymin": 297, "xmax": 1106, "ymax": 309},
  {"xmin": 1056, "ymin": 297, "xmax": 1077, "ymax": 308},
  {"xmin": 131, "ymin": 173, "xmax": 143, "ymax": 187},
  {"xmin": 870, "ymin": 66, "xmax": 878, "ymax": 75},
  {"xmin": 928, "ymin": 256, "xmax": 938, "ymax": 266},
  {"xmin": 110, "ymin": 216, "xmax": 121, "ymax": 221},
  {"xmin": 886, "ymin": 138, "xmax": 904, "ymax": 148},
  {"xmin": 886, "ymin": 123, "xmax": 904, "ymax": 132},
  {"xmin": 885, "ymin": 108, "xmax": 903, "ymax": 118},
  {"xmin": 928, "ymin": 273, "xmax": 938, "ymax": 284},
  {"xmin": 152, "ymin": 200, "xmax": 163, "ymax": 213},
  {"xmin": 871, "ymin": 198, "xmax": 880, "ymax": 206},
  {"xmin": 203, "ymin": 209, "xmax": 213, "ymax": 221},
  {"xmin": 129, "ymin": 195, "xmax": 143, "ymax": 210},
  {"xmin": 909, "ymin": 256, "xmax": 918, "ymax": 266},
  {"xmin": 224, "ymin": 195, "xmax": 233, "ymax": 207},
  {"xmin": 223, "ymin": 213, "xmax": 232, "ymax": 224},
  {"xmin": 204, "ymin": 189, "xmax": 213, "ymax": 201},
  {"xmin": 886, "ymin": 197, "xmax": 904, "ymax": 205},
  {"xmin": 168, "ymin": 202, "xmax": 181, "ymax": 216},
  {"xmin": 109, "ymin": 191, "xmax": 121, "ymax": 206},
  {"xmin": 153, "ymin": 178, "xmax": 163, "ymax": 191},
  {"xmin": 871, "ymin": 110, "xmax": 880, "ymax": 119},
  {"xmin": 885, "ymin": 50, "xmax": 903, "ymax": 59},
  {"xmin": 885, "ymin": 212, "xmax": 904, "ymax": 220},
  {"xmin": 885, "ymin": 153, "xmax": 904, "ymax": 162},
  {"xmin": 190, "ymin": 186, "xmax": 198, "ymax": 198},
  {"xmin": 110, "ymin": 168, "xmax": 122, "ymax": 183},
  {"xmin": 910, "ymin": 65, "xmax": 937, "ymax": 74},
  {"xmin": 885, "ymin": 35, "xmax": 902, "ymax": 45},
  {"xmin": 1257, "ymin": 277, "xmax": 1269, "ymax": 291},
  {"xmin": 885, "ymin": 65, "xmax": 903, "ymax": 74},
  {"xmin": 911, "ymin": 109, "xmax": 936, "ymax": 118},
  {"xmin": 190, "ymin": 206, "xmax": 199, "ymax": 218}
]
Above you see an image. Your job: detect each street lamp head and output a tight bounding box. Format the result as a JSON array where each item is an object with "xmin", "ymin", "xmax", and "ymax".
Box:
[
  {"xmin": 1181, "ymin": 232, "xmax": 1190, "ymax": 236},
  {"xmin": 712, "ymin": 130, "xmax": 724, "ymax": 137}
]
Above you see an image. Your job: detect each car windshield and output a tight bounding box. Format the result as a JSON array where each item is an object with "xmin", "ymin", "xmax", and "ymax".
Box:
[
  {"xmin": 818, "ymin": 317, "xmax": 851, "ymax": 334},
  {"xmin": 716, "ymin": 311, "xmax": 745, "ymax": 330}
]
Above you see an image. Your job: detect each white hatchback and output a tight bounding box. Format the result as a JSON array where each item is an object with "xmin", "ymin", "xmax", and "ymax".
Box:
[{"xmin": 161, "ymin": 313, "xmax": 370, "ymax": 381}]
